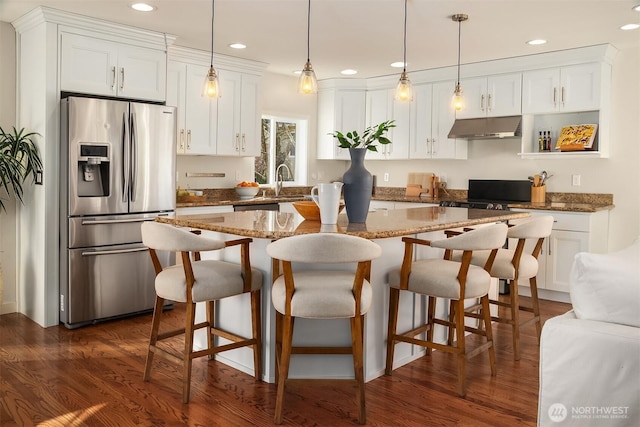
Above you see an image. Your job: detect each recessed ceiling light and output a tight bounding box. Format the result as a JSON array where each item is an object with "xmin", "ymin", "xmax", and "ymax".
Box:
[
  {"xmin": 390, "ymin": 62, "xmax": 406, "ymax": 68},
  {"xmin": 527, "ymin": 39, "xmax": 547, "ymax": 45},
  {"xmin": 341, "ymin": 69, "xmax": 358, "ymax": 75},
  {"xmin": 130, "ymin": 3, "xmax": 156, "ymax": 12},
  {"xmin": 229, "ymin": 43, "xmax": 246, "ymax": 49},
  {"xmin": 620, "ymin": 23, "xmax": 640, "ymax": 30}
]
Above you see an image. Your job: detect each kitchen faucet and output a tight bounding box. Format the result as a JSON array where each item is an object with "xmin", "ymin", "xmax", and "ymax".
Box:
[{"xmin": 275, "ymin": 164, "xmax": 292, "ymax": 197}]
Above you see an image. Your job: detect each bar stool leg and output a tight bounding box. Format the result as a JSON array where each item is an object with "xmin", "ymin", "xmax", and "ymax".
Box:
[
  {"xmin": 251, "ymin": 290, "xmax": 262, "ymax": 380},
  {"xmin": 351, "ymin": 315, "xmax": 366, "ymax": 424},
  {"xmin": 510, "ymin": 279, "xmax": 522, "ymax": 361},
  {"xmin": 454, "ymin": 298, "xmax": 467, "ymax": 397},
  {"xmin": 529, "ymin": 276, "xmax": 543, "ymax": 343},
  {"xmin": 481, "ymin": 295, "xmax": 497, "ymax": 376},
  {"xmin": 385, "ymin": 287, "xmax": 400, "ymax": 375},
  {"xmin": 274, "ymin": 313, "xmax": 294, "ymax": 424}
]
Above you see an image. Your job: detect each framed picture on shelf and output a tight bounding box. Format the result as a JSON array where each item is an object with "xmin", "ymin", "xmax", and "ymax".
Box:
[{"xmin": 555, "ymin": 124, "xmax": 598, "ymax": 151}]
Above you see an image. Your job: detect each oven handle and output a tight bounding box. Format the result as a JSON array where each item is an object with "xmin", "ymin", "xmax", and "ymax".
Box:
[
  {"xmin": 81, "ymin": 247, "xmax": 148, "ymax": 256},
  {"xmin": 81, "ymin": 218, "xmax": 156, "ymax": 225}
]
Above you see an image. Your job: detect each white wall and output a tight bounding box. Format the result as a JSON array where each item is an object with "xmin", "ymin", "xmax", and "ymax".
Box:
[{"xmin": 0, "ymin": 21, "xmax": 17, "ymax": 313}]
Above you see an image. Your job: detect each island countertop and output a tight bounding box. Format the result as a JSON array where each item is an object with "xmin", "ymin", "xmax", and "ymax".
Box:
[{"xmin": 158, "ymin": 206, "xmax": 531, "ymax": 240}]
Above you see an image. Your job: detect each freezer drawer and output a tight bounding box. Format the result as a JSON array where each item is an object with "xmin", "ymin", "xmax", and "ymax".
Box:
[
  {"xmin": 68, "ymin": 212, "xmax": 172, "ymax": 248},
  {"xmin": 61, "ymin": 243, "xmax": 173, "ymax": 328}
]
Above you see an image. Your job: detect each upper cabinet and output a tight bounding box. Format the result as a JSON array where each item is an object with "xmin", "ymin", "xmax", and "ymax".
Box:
[
  {"xmin": 522, "ymin": 63, "xmax": 600, "ymax": 114},
  {"xmin": 167, "ymin": 47, "xmax": 267, "ymax": 157},
  {"xmin": 60, "ymin": 32, "xmax": 167, "ymax": 102},
  {"xmin": 455, "ymin": 73, "xmax": 522, "ymax": 119},
  {"xmin": 410, "ymin": 81, "xmax": 467, "ymax": 160},
  {"xmin": 216, "ymin": 70, "xmax": 262, "ymax": 157},
  {"xmin": 365, "ymin": 89, "xmax": 410, "ymax": 160},
  {"xmin": 317, "ymin": 84, "xmax": 366, "ymax": 160},
  {"xmin": 166, "ymin": 60, "xmax": 217, "ymax": 155}
]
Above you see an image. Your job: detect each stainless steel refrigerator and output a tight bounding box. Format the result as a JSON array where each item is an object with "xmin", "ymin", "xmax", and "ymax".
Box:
[{"xmin": 60, "ymin": 96, "xmax": 176, "ymax": 328}]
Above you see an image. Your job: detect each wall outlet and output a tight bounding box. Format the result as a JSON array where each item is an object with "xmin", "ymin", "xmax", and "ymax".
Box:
[
  {"xmin": 383, "ymin": 172, "xmax": 390, "ymax": 182},
  {"xmin": 572, "ymin": 174, "xmax": 581, "ymax": 186}
]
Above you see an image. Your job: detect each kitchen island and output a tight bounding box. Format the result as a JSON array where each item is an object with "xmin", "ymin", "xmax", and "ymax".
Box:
[{"xmin": 157, "ymin": 206, "xmax": 530, "ymax": 384}]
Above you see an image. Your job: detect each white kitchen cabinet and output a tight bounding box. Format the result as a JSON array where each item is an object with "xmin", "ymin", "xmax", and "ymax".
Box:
[
  {"xmin": 216, "ymin": 70, "xmax": 262, "ymax": 157},
  {"xmin": 60, "ymin": 32, "xmax": 166, "ymax": 102},
  {"xmin": 522, "ymin": 63, "xmax": 600, "ymax": 114},
  {"xmin": 317, "ymin": 87, "xmax": 367, "ymax": 160},
  {"xmin": 455, "ymin": 73, "xmax": 522, "ymax": 119},
  {"xmin": 167, "ymin": 61, "xmax": 217, "ymax": 155},
  {"xmin": 365, "ymin": 89, "xmax": 410, "ymax": 160},
  {"xmin": 511, "ymin": 209, "xmax": 609, "ymax": 301},
  {"xmin": 410, "ymin": 82, "xmax": 467, "ymax": 160}
]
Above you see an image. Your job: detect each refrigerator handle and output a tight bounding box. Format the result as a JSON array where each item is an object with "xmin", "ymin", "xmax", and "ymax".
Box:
[
  {"xmin": 122, "ymin": 112, "xmax": 130, "ymax": 203},
  {"xmin": 130, "ymin": 112, "xmax": 138, "ymax": 202},
  {"xmin": 81, "ymin": 247, "xmax": 148, "ymax": 257}
]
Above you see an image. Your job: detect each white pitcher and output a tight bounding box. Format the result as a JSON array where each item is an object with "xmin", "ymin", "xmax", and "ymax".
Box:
[{"xmin": 310, "ymin": 182, "xmax": 344, "ymax": 224}]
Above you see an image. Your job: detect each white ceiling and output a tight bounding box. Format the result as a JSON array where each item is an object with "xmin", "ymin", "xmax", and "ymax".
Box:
[{"xmin": 2, "ymin": 0, "xmax": 639, "ymax": 79}]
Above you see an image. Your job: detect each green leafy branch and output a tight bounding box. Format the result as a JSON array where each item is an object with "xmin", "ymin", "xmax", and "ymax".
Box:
[{"xmin": 329, "ymin": 120, "xmax": 396, "ymax": 152}]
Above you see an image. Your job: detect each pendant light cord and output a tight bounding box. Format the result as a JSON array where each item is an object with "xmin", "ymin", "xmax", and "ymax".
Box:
[
  {"xmin": 306, "ymin": 0, "xmax": 311, "ymax": 62},
  {"xmin": 210, "ymin": 0, "xmax": 215, "ymax": 68},
  {"xmin": 456, "ymin": 19, "xmax": 461, "ymax": 85},
  {"xmin": 402, "ymin": 0, "xmax": 407, "ymax": 73}
]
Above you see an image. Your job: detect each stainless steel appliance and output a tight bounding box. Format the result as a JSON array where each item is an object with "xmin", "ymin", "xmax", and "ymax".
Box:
[
  {"xmin": 439, "ymin": 179, "xmax": 531, "ymax": 210},
  {"xmin": 60, "ymin": 96, "xmax": 176, "ymax": 328}
]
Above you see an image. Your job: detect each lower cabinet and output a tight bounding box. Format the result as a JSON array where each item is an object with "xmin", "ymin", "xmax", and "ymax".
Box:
[{"xmin": 511, "ymin": 209, "xmax": 609, "ymax": 300}]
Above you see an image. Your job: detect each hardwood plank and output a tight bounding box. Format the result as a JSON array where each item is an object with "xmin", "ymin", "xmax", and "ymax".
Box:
[{"xmin": 1, "ymin": 297, "xmax": 570, "ymax": 426}]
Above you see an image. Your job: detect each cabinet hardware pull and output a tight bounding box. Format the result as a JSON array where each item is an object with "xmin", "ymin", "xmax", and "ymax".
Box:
[
  {"xmin": 179, "ymin": 129, "xmax": 185, "ymax": 149},
  {"xmin": 235, "ymin": 133, "xmax": 240, "ymax": 151},
  {"xmin": 241, "ymin": 133, "xmax": 246, "ymax": 151},
  {"xmin": 187, "ymin": 129, "xmax": 191, "ymax": 149},
  {"xmin": 481, "ymin": 94, "xmax": 485, "ymax": 111},
  {"xmin": 553, "ymin": 87, "xmax": 557, "ymax": 106},
  {"xmin": 111, "ymin": 66, "xmax": 116, "ymax": 90},
  {"xmin": 120, "ymin": 67, "xmax": 125, "ymax": 90},
  {"xmin": 561, "ymin": 86, "xmax": 565, "ymax": 106},
  {"xmin": 487, "ymin": 94, "xmax": 492, "ymax": 111}
]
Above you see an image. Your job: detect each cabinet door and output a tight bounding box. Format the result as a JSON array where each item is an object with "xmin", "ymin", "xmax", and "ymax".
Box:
[
  {"xmin": 60, "ymin": 33, "xmax": 118, "ymax": 97},
  {"xmin": 389, "ymin": 97, "xmax": 410, "ymax": 159},
  {"xmin": 487, "ymin": 73, "xmax": 522, "ymax": 117},
  {"xmin": 455, "ymin": 77, "xmax": 486, "ymax": 119},
  {"xmin": 522, "ymin": 68, "xmax": 560, "ymax": 114},
  {"xmin": 336, "ymin": 90, "xmax": 366, "ymax": 160},
  {"xmin": 365, "ymin": 89, "xmax": 392, "ymax": 160},
  {"xmin": 166, "ymin": 61, "xmax": 187, "ymax": 153},
  {"xmin": 560, "ymin": 63, "xmax": 600, "ymax": 112},
  {"xmin": 239, "ymin": 73, "xmax": 261, "ymax": 157},
  {"xmin": 409, "ymin": 84, "xmax": 433, "ymax": 159},
  {"xmin": 545, "ymin": 230, "xmax": 589, "ymax": 293},
  {"xmin": 431, "ymin": 81, "xmax": 460, "ymax": 159},
  {"xmin": 216, "ymin": 69, "xmax": 242, "ymax": 156},
  {"xmin": 185, "ymin": 64, "xmax": 216, "ymax": 154},
  {"xmin": 117, "ymin": 45, "xmax": 166, "ymax": 101}
]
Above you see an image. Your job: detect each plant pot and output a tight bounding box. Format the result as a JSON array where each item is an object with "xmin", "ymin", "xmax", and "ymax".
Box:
[{"xmin": 342, "ymin": 148, "xmax": 373, "ymax": 223}]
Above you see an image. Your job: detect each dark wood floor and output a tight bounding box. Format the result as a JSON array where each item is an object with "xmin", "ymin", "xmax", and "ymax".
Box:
[{"xmin": 1, "ymin": 296, "xmax": 570, "ymax": 426}]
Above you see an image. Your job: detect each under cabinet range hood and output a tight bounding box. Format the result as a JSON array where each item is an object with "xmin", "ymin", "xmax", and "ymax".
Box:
[{"xmin": 448, "ymin": 115, "xmax": 522, "ymax": 139}]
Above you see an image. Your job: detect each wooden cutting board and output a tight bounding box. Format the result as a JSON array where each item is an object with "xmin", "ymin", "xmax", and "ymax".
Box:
[{"xmin": 406, "ymin": 172, "xmax": 434, "ymax": 197}]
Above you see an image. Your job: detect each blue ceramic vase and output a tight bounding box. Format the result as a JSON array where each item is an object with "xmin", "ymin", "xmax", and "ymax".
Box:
[{"xmin": 342, "ymin": 148, "xmax": 373, "ymax": 223}]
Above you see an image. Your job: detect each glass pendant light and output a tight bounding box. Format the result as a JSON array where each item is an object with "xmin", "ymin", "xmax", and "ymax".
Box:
[
  {"xmin": 395, "ymin": 0, "xmax": 412, "ymax": 102},
  {"xmin": 204, "ymin": 0, "xmax": 220, "ymax": 98},
  {"xmin": 298, "ymin": 0, "xmax": 318, "ymax": 94},
  {"xmin": 451, "ymin": 14, "xmax": 468, "ymax": 111}
]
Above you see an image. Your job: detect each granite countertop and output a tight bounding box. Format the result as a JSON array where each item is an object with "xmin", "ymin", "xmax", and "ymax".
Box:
[
  {"xmin": 176, "ymin": 186, "xmax": 614, "ymax": 213},
  {"xmin": 159, "ymin": 206, "xmax": 530, "ymax": 240}
]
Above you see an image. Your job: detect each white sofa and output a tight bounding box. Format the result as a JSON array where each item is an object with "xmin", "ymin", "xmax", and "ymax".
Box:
[{"xmin": 538, "ymin": 239, "xmax": 640, "ymax": 427}]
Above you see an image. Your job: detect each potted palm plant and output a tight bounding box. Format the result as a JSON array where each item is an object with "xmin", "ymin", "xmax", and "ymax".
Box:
[{"xmin": 0, "ymin": 126, "xmax": 43, "ymax": 213}]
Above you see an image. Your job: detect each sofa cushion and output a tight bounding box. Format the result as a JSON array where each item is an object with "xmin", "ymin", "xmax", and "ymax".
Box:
[{"xmin": 570, "ymin": 238, "xmax": 640, "ymax": 328}]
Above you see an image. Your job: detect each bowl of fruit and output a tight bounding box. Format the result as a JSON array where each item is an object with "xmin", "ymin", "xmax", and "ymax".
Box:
[{"xmin": 235, "ymin": 181, "xmax": 260, "ymax": 200}]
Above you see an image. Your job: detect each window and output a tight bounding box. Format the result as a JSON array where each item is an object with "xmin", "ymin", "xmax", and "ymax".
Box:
[{"xmin": 255, "ymin": 115, "xmax": 307, "ymax": 186}]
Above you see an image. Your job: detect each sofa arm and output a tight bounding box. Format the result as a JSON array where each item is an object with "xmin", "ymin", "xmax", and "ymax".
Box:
[{"xmin": 538, "ymin": 311, "xmax": 640, "ymax": 427}]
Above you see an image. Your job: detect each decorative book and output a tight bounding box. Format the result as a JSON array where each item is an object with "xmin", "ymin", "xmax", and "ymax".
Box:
[{"xmin": 555, "ymin": 124, "xmax": 598, "ymax": 151}]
